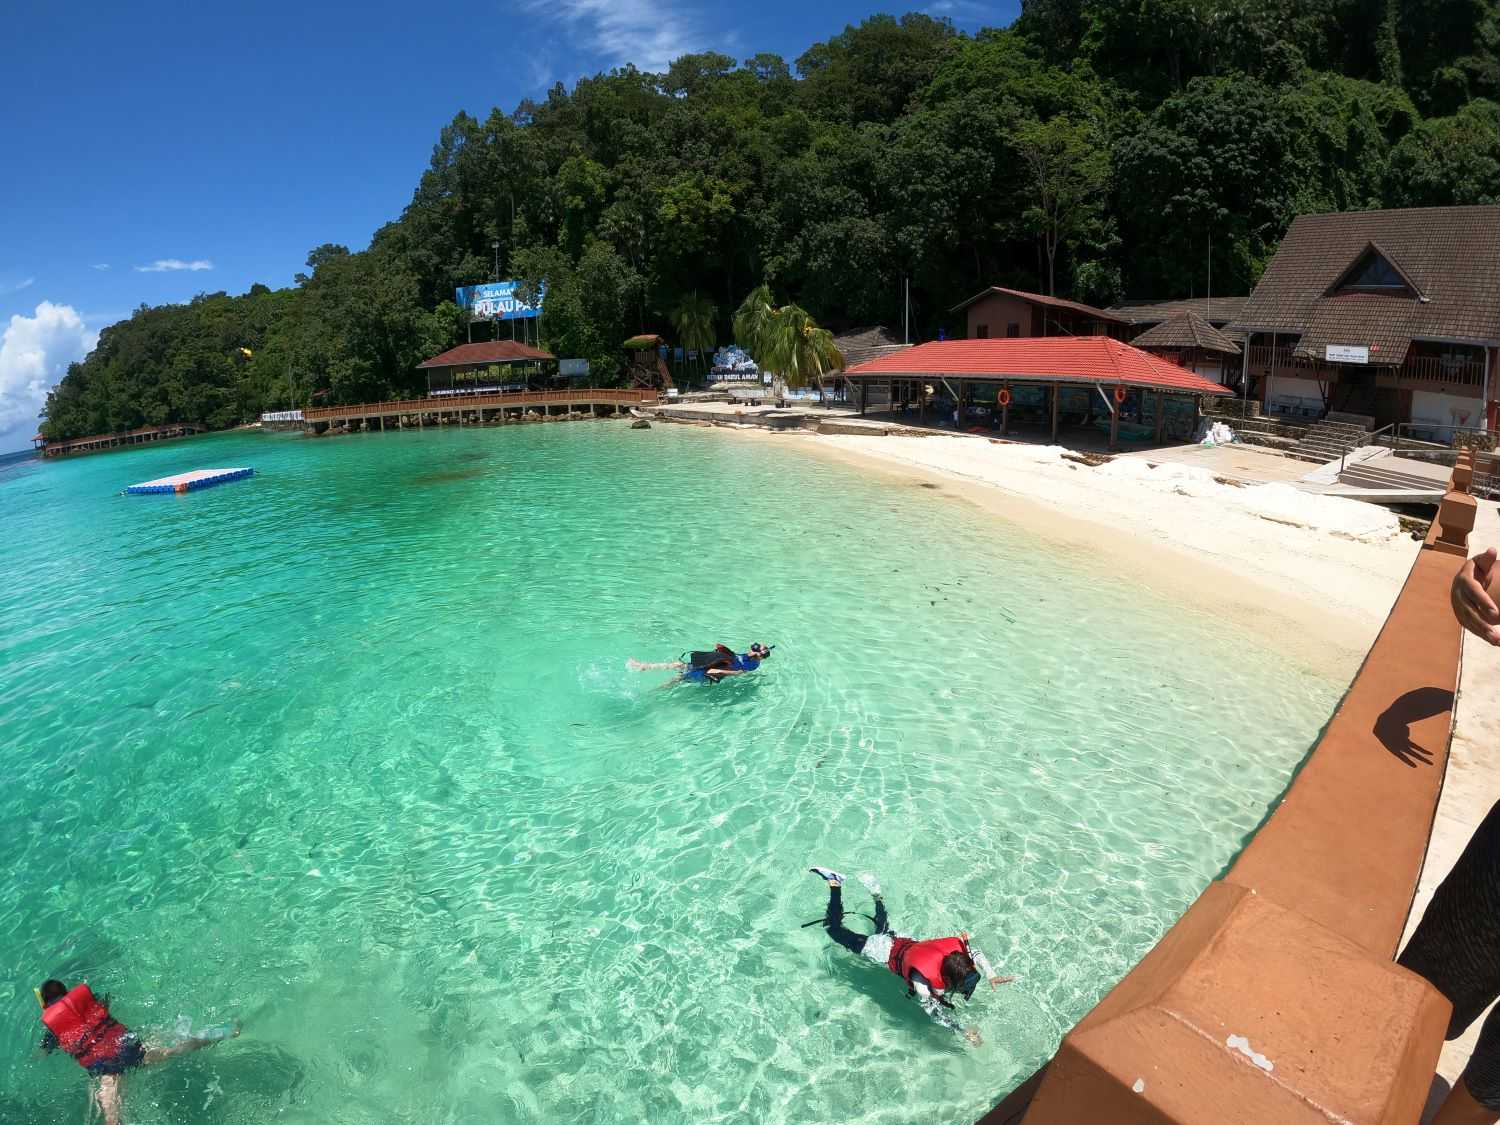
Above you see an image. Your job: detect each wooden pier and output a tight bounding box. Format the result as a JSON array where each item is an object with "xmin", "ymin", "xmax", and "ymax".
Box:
[
  {"xmin": 39, "ymin": 423, "xmax": 205, "ymax": 459},
  {"xmin": 300, "ymin": 388, "xmax": 658, "ymax": 433}
]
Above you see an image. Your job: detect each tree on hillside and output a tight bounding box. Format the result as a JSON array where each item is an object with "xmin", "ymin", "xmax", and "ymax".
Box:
[
  {"xmin": 1015, "ymin": 115, "xmax": 1111, "ymax": 297},
  {"xmin": 671, "ymin": 294, "xmax": 718, "ymax": 386}
]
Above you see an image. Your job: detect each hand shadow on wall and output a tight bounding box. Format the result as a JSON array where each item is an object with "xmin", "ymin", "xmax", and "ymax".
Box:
[{"xmin": 1374, "ymin": 686, "xmax": 1455, "ymax": 768}]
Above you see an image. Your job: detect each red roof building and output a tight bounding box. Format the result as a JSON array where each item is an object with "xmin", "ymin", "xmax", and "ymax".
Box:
[
  {"xmin": 950, "ymin": 287, "xmax": 1129, "ymax": 342},
  {"xmin": 843, "ymin": 337, "xmax": 1229, "ymax": 449}
]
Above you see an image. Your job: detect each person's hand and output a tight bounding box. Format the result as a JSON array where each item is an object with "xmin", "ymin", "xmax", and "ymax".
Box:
[
  {"xmin": 989, "ymin": 975, "xmax": 1015, "ymax": 990},
  {"xmin": 1451, "ymin": 547, "xmax": 1500, "ymax": 645},
  {"xmin": 964, "ymin": 1027, "xmax": 983, "ymax": 1047}
]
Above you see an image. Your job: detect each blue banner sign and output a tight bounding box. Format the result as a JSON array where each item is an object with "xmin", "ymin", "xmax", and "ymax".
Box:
[{"xmin": 455, "ymin": 281, "xmax": 544, "ymax": 320}]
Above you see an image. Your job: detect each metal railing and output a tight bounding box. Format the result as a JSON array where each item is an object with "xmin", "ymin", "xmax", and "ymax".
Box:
[
  {"xmin": 1341, "ymin": 423, "xmax": 1395, "ymax": 474},
  {"xmin": 1246, "ymin": 346, "xmax": 1485, "ymax": 387},
  {"xmin": 303, "ymin": 387, "xmax": 658, "ymax": 421}
]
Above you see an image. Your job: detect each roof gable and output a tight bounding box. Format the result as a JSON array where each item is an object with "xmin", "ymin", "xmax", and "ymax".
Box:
[
  {"xmin": 1326, "ymin": 241, "xmax": 1424, "ymax": 299},
  {"xmin": 950, "ymin": 286, "xmax": 1127, "ymax": 324},
  {"xmin": 1133, "ymin": 311, "xmax": 1242, "ymax": 355}
]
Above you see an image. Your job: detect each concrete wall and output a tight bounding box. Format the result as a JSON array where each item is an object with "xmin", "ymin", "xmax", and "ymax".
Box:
[
  {"xmin": 996, "ymin": 466, "xmax": 1480, "ymax": 1125},
  {"xmin": 1412, "ymin": 388, "xmax": 1485, "ymax": 438}
]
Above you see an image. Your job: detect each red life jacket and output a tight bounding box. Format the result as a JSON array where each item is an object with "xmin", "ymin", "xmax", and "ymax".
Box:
[
  {"xmin": 887, "ymin": 936, "xmax": 969, "ymax": 994},
  {"xmin": 41, "ymin": 984, "xmax": 130, "ymax": 1070}
]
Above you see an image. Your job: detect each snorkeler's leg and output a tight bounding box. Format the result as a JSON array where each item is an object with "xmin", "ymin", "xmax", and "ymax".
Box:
[
  {"xmin": 627, "ymin": 659, "xmax": 687, "ymax": 671},
  {"xmin": 872, "ymin": 895, "xmax": 889, "ymax": 934},
  {"xmin": 143, "ymin": 1022, "xmax": 240, "ymax": 1066},
  {"xmin": 823, "ymin": 884, "xmax": 870, "ymax": 955},
  {"xmin": 94, "ymin": 1076, "xmax": 123, "ymax": 1125}
]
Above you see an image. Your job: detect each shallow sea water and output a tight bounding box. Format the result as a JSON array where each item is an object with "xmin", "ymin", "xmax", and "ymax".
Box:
[{"xmin": 0, "ymin": 424, "xmax": 1341, "ymax": 1124}]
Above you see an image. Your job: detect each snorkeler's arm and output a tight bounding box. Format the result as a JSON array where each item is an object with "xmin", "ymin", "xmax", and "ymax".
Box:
[
  {"xmin": 38, "ymin": 1029, "xmax": 58, "ymax": 1055},
  {"xmin": 909, "ymin": 975, "xmax": 964, "ymax": 1033},
  {"xmin": 965, "ymin": 937, "xmax": 1014, "ymax": 988}
]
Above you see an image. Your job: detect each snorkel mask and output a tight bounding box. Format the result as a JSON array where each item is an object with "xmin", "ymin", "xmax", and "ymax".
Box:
[
  {"xmin": 958, "ymin": 970, "xmax": 981, "ymax": 1001},
  {"xmin": 751, "ymin": 643, "xmax": 774, "ymax": 658}
]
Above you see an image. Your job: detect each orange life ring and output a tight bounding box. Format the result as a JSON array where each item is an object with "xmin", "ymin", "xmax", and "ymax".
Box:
[
  {"xmin": 1114, "ymin": 386, "xmax": 1127, "ymax": 404},
  {"xmin": 997, "ymin": 388, "xmax": 1012, "ymax": 408}
]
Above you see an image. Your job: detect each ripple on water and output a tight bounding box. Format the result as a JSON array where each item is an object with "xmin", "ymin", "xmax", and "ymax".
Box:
[{"xmin": 0, "ymin": 425, "xmax": 1340, "ymax": 1123}]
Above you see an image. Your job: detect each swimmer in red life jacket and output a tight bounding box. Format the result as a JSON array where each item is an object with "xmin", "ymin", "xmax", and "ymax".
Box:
[
  {"xmin": 36, "ymin": 978, "xmax": 239, "ymax": 1125},
  {"xmin": 808, "ymin": 868, "xmax": 1014, "ymax": 1046}
]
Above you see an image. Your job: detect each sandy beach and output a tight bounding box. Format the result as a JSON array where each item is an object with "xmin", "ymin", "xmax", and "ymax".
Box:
[{"xmin": 737, "ymin": 428, "xmax": 1424, "ymax": 676}]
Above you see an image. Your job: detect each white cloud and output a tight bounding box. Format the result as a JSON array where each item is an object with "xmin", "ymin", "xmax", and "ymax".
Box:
[
  {"xmin": 1, "ymin": 278, "xmax": 35, "ymax": 295},
  {"xmin": 534, "ymin": 0, "xmax": 709, "ymax": 72},
  {"xmin": 0, "ymin": 302, "xmax": 98, "ymax": 449},
  {"xmin": 91, "ymin": 263, "xmax": 111, "ymax": 271},
  {"xmin": 134, "ymin": 258, "xmax": 214, "ymax": 273}
]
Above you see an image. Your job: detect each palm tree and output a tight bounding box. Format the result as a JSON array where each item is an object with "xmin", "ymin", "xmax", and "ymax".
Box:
[
  {"xmin": 672, "ymin": 293, "xmax": 717, "ymax": 387},
  {"xmin": 734, "ymin": 285, "xmax": 843, "ymax": 403}
]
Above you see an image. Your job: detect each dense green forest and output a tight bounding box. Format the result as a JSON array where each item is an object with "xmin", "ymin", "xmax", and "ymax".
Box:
[{"xmin": 41, "ymin": 0, "xmax": 1500, "ymax": 440}]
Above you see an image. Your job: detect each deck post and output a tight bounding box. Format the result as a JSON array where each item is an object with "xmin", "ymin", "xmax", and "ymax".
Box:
[
  {"xmin": 1051, "ymin": 384, "xmax": 1060, "ymax": 442},
  {"xmin": 1109, "ymin": 394, "xmax": 1121, "ymax": 452},
  {"xmin": 1001, "ymin": 390, "xmax": 1009, "ymax": 436},
  {"xmin": 1155, "ymin": 392, "xmax": 1167, "ymax": 444}
]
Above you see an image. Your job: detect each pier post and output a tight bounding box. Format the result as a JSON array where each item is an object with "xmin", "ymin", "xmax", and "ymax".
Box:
[{"xmin": 1051, "ymin": 385, "xmax": 1060, "ymax": 442}]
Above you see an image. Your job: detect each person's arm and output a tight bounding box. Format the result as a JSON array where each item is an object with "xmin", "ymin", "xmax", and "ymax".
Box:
[
  {"xmin": 963, "ymin": 934, "xmax": 1016, "ymax": 989},
  {"xmin": 38, "ymin": 1029, "xmax": 58, "ymax": 1055},
  {"xmin": 1452, "ymin": 547, "xmax": 1500, "ymax": 645},
  {"xmin": 910, "ymin": 973, "xmax": 981, "ymax": 1044},
  {"xmin": 704, "ymin": 667, "xmax": 745, "ymax": 679}
]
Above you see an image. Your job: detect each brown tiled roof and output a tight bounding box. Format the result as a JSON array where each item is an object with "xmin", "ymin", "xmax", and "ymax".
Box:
[
  {"xmin": 1295, "ymin": 294, "xmax": 1416, "ymax": 365},
  {"xmin": 417, "ymin": 341, "xmax": 555, "ymax": 368},
  {"xmin": 833, "ymin": 326, "xmax": 911, "ymax": 369},
  {"xmin": 1108, "ymin": 296, "xmax": 1248, "ymax": 327},
  {"xmin": 1231, "ymin": 206, "xmax": 1500, "ymax": 351},
  {"xmin": 1132, "ymin": 311, "xmax": 1242, "ymax": 356},
  {"xmin": 950, "ymin": 286, "xmax": 1127, "ymax": 324}
]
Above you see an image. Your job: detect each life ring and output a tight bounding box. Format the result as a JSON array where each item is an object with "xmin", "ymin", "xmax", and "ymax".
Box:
[
  {"xmin": 1114, "ymin": 386, "xmax": 1127, "ymax": 405},
  {"xmin": 997, "ymin": 388, "xmax": 1012, "ymax": 408}
]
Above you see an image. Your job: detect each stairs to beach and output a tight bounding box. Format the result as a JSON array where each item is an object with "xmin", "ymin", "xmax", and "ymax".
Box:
[{"xmin": 1287, "ymin": 413, "xmax": 1374, "ymax": 464}]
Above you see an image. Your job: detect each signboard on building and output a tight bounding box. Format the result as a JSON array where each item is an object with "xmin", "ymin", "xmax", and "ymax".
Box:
[
  {"xmin": 455, "ymin": 281, "xmax": 545, "ymax": 320},
  {"xmin": 559, "ymin": 358, "xmax": 590, "ymax": 377},
  {"xmin": 1325, "ymin": 344, "xmax": 1369, "ymax": 364}
]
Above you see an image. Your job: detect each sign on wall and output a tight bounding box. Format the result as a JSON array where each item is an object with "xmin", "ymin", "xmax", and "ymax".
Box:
[
  {"xmin": 1325, "ymin": 344, "xmax": 1370, "ymax": 364},
  {"xmin": 455, "ymin": 281, "xmax": 545, "ymax": 320}
]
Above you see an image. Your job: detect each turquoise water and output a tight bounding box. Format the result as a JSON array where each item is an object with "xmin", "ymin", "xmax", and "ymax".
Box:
[{"xmin": 0, "ymin": 424, "xmax": 1340, "ymax": 1124}]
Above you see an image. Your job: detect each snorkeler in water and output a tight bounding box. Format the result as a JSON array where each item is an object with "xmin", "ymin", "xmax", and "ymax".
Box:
[
  {"xmin": 35, "ymin": 978, "xmax": 239, "ymax": 1125},
  {"xmin": 627, "ymin": 642, "xmax": 773, "ymax": 686},
  {"xmin": 807, "ymin": 868, "xmax": 1013, "ymax": 1046}
]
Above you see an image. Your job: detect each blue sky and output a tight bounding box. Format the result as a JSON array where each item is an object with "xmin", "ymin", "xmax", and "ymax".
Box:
[{"xmin": 0, "ymin": 0, "xmax": 1019, "ymax": 452}]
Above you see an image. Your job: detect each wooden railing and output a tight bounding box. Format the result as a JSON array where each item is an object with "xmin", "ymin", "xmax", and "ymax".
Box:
[
  {"xmin": 1246, "ymin": 345, "xmax": 1485, "ymax": 387},
  {"xmin": 303, "ymin": 388, "xmax": 657, "ymax": 421},
  {"xmin": 1400, "ymin": 353, "xmax": 1485, "ymax": 386}
]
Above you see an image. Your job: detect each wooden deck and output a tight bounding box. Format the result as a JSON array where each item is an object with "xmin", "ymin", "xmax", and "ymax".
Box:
[
  {"xmin": 302, "ymin": 388, "xmax": 658, "ymax": 430},
  {"xmin": 40, "ymin": 423, "xmax": 205, "ymax": 458}
]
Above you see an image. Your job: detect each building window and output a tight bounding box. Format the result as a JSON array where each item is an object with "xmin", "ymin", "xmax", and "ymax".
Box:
[
  {"xmin": 1331, "ymin": 246, "xmax": 1413, "ymax": 295},
  {"xmin": 1007, "ymin": 323, "xmax": 1020, "ymax": 338},
  {"xmin": 976, "ymin": 324, "xmax": 989, "ymax": 339}
]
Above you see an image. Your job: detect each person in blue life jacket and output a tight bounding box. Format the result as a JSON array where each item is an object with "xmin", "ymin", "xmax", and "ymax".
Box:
[{"xmin": 627, "ymin": 642, "xmax": 772, "ymax": 686}]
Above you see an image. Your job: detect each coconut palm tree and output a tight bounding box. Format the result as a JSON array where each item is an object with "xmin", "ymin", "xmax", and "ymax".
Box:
[
  {"xmin": 672, "ymin": 293, "xmax": 717, "ymax": 386},
  {"xmin": 735, "ymin": 285, "xmax": 843, "ymax": 402}
]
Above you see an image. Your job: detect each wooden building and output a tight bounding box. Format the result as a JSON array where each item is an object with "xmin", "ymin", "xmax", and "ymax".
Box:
[
  {"xmin": 417, "ymin": 340, "xmax": 556, "ymax": 396},
  {"xmin": 951, "ymin": 287, "xmax": 1129, "ymax": 342},
  {"xmin": 1226, "ymin": 206, "xmax": 1500, "ymax": 434},
  {"xmin": 1130, "ymin": 311, "xmax": 1242, "ymax": 385}
]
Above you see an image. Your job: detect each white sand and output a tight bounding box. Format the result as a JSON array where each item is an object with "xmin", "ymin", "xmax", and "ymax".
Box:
[{"xmin": 766, "ymin": 431, "xmax": 1424, "ymax": 675}]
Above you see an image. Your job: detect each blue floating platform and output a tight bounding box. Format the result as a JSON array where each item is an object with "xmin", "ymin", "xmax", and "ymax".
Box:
[{"xmin": 125, "ymin": 467, "xmax": 254, "ymax": 495}]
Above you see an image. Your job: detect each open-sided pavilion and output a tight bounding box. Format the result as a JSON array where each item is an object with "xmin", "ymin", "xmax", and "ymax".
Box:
[
  {"xmin": 417, "ymin": 340, "xmax": 556, "ymax": 396},
  {"xmin": 843, "ymin": 336, "xmax": 1233, "ymax": 450}
]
